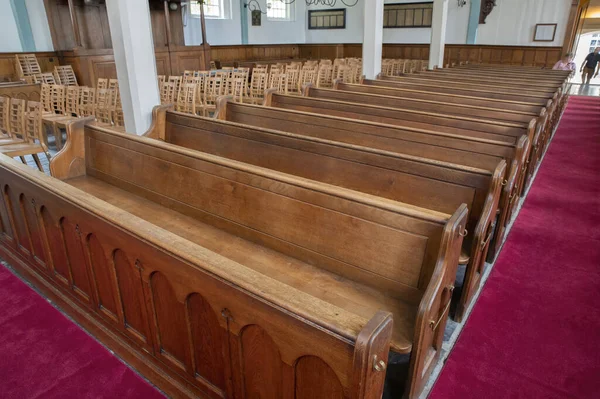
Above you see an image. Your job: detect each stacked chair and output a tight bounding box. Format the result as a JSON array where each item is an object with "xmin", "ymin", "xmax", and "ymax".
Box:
[
  {"xmin": 0, "ymin": 96, "xmax": 50, "ymax": 171},
  {"xmin": 40, "ymin": 78, "xmax": 124, "ymax": 149}
]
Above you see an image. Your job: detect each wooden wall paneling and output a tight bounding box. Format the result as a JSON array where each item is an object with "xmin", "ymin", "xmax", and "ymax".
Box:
[
  {"xmin": 511, "ymin": 49, "xmax": 525, "ymax": 64},
  {"xmin": 0, "ymin": 84, "xmax": 42, "ymax": 101},
  {"xmin": 76, "ymin": 3, "xmax": 110, "ymax": 49},
  {"xmin": 534, "ymin": 49, "xmax": 548, "ymax": 66},
  {"xmin": 155, "ymin": 49, "xmax": 172, "ymax": 76},
  {"xmin": 151, "ymin": 8, "xmax": 169, "ymax": 49}
]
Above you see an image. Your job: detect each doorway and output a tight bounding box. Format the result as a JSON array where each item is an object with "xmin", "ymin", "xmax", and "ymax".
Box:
[{"xmin": 572, "ymin": 31, "xmax": 600, "ymax": 85}]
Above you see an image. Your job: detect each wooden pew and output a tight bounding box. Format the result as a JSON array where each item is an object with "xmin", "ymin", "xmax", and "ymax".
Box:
[
  {"xmin": 334, "ymin": 80, "xmax": 555, "ymax": 175},
  {"xmin": 289, "ymin": 87, "xmax": 542, "ymax": 194},
  {"xmin": 326, "ymin": 81, "xmax": 537, "ymax": 124},
  {"xmin": 418, "ymin": 69, "xmax": 567, "ymax": 89},
  {"xmin": 0, "ymin": 119, "xmax": 468, "ymax": 399},
  {"xmin": 210, "ymin": 99, "xmax": 528, "ymax": 317},
  {"xmin": 378, "ymin": 74, "xmax": 558, "ymax": 97},
  {"xmin": 375, "ymin": 75, "xmax": 556, "ymax": 104},
  {"xmin": 143, "ymin": 104, "xmax": 505, "ymax": 322},
  {"xmin": 338, "ymin": 80, "xmax": 547, "ymax": 114},
  {"xmin": 430, "ymin": 68, "xmax": 569, "ymax": 84},
  {"xmin": 364, "ymin": 77, "xmax": 559, "ymax": 159}
]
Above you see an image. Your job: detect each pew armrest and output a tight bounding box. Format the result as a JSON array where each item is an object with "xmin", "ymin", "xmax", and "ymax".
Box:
[
  {"xmin": 142, "ymin": 104, "xmax": 173, "ymax": 140},
  {"xmin": 406, "ymin": 204, "xmax": 468, "ymax": 398},
  {"xmin": 214, "ymin": 95, "xmax": 233, "ymax": 120},
  {"xmin": 352, "ymin": 311, "xmax": 394, "ymax": 399},
  {"xmin": 49, "ymin": 116, "xmax": 94, "ymax": 180},
  {"xmin": 262, "ymin": 88, "xmax": 279, "ymax": 106},
  {"xmin": 457, "ymin": 160, "xmax": 507, "ymax": 321}
]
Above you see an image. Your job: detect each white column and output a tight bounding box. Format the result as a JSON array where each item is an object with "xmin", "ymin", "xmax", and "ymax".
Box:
[
  {"xmin": 429, "ymin": 0, "xmax": 449, "ymax": 69},
  {"xmin": 105, "ymin": 0, "xmax": 160, "ymax": 134},
  {"xmin": 362, "ymin": 0, "xmax": 384, "ymax": 79}
]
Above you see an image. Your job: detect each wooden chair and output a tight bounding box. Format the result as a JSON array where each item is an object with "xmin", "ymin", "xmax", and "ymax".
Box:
[
  {"xmin": 49, "ymin": 86, "xmax": 81, "ymax": 149},
  {"xmin": 229, "ymin": 72, "xmax": 246, "ymax": 103},
  {"xmin": 298, "ymin": 68, "xmax": 317, "ymax": 94},
  {"xmin": 0, "ymin": 101, "xmax": 50, "ymax": 171},
  {"xmin": 316, "ymin": 65, "xmax": 333, "ymax": 88},
  {"xmin": 15, "ymin": 54, "xmax": 41, "ymax": 79},
  {"xmin": 285, "ymin": 66, "xmax": 301, "ymax": 94},
  {"xmin": 95, "ymin": 88, "xmax": 114, "ymax": 125},
  {"xmin": 40, "ymin": 85, "xmax": 68, "ymax": 150},
  {"xmin": 336, "ymin": 65, "xmax": 354, "ymax": 83},
  {"xmin": 0, "ymin": 96, "xmax": 9, "ymax": 137},
  {"xmin": 268, "ymin": 72, "xmax": 288, "ymax": 95},
  {"xmin": 108, "ymin": 79, "xmax": 119, "ymax": 91},
  {"xmin": 157, "ymin": 75, "xmax": 166, "ymax": 86},
  {"xmin": 78, "ymin": 87, "xmax": 96, "ymax": 117},
  {"xmin": 203, "ymin": 75, "xmax": 224, "ymax": 115},
  {"xmin": 175, "ymin": 83, "xmax": 197, "ymax": 114},
  {"xmin": 160, "ymin": 81, "xmax": 178, "ymax": 105},
  {"xmin": 168, "ymin": 76, "xmax": 182, "ymax": 96},
  {"xmin": 97, "ymin": 78, "xmax": 108, "ymax": 90},
  {"xmin": 54, "ymin": 65, "xmax": 78, "ymax": 86},
  {"xmin": 248, "ymin": 71, "xmax": 268, "ymax": 104}
]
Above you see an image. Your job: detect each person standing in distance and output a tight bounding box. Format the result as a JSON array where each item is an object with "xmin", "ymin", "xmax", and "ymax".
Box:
[{"xmin": 580, "ymin": 47, "xmax": 600, "ymax": 85}]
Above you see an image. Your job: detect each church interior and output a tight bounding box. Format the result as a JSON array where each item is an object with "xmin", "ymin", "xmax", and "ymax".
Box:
[{"xmin": 0, "ymin": 1, "xmax": 599, "ymax": 398}]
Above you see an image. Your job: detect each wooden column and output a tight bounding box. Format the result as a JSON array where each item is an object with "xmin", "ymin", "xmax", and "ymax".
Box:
[
  {"xmin": 199, "ymin": 1, "xmax": 211, "ymax": 69},
  {"xmin": 163, "ymin": 0, "xmax": 172, "ymax": 47},
  {"xmin": 67, "ymin": 0, "xmax": 83, "ymax": 48}
]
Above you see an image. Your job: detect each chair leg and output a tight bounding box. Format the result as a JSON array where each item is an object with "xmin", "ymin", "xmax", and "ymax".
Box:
[
  {"xmin": 19, "ymin": 156, "xmax": 27, "ymax": 164},
  {"xmin": 32, "ymin": 154, "xmax": 44, "ymax": 172}
]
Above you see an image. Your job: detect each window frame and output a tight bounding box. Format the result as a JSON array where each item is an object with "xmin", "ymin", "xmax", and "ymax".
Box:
[
  {"xmin": 189, "ymin": 0, "xmax": 228, "ymax": 20},
  {"xmin": 266, "ymin": 0, "xmax": 295, "ymax": 22},
  {"xmin": 383, "ymin": 1, "xmax": 434, "ymax": 29}
]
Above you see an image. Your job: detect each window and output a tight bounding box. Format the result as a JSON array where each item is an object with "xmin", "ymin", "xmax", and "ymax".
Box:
[
  {"xmin": 591, "ymin": 40, "xmax": 598, "ymax": 46},
  {"xmin": 383, "ymin": 2, "xmax": 433, "ymax": 28},
  {"xmin": 190, "ymin": 0, "xmax": 225, "ymax": 19},
  {"xmin": 308, "ymin": 9, "xmax": 346, "ymax": 30},
  {"xmin": 267, "ymin": 0, "xmax": 293, "ymax": 21},
  {"xmin": 593, "ymin": 34, "xmax": 600, "ymax": 38}
]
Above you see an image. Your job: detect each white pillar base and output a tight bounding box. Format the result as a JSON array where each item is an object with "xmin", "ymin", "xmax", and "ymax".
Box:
[
  {"xmin": 429, "ymin": 0, "xmax": 449, "ymax": 70},
  {"xmin": 362, "ymin": 0, "xmax": 384, "ymax": 79}
]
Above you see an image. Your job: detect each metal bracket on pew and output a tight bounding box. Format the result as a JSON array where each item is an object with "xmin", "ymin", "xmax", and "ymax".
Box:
[{"xmin": 332, "ymin": 78, "xmax": 342, "ymax": 90}]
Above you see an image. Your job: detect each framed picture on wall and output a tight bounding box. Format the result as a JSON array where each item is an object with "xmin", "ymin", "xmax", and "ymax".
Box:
[
  {"xmin": 252, "ymin": 10, "xmax": 261, "ymax": 26},
  {"xmin": 308, "ymin": 9, "xmax": 346, "ymax": 30},
  {"xmin": 534, "ymin": 23, "xmax": 557, "ymax": 42}
]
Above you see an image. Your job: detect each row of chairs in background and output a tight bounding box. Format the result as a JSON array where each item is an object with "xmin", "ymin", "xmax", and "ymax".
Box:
[
  {"xmin": 381, "ymin": 58, "xmax": 429, "ymax": 76},
  {"xmin": 15, "ymin": 53, "xmax": 79, "ymax": 86},
  {"xmin": 158, "ymin": 58, "xmax": 365, "ymax": 114},
  {"xmin": 40, "ymin": 79, "xmax": 123, "ymax": 149},
  {"xmin": 0, "ymin": 96, "xmax": 49, "ymax": 171}
]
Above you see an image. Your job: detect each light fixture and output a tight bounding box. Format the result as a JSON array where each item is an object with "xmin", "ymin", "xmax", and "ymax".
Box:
[
  {"xmin": 169, "ymin": 1, "xmax": 178, "ymax": 11},
  {"xmin": 458, "ymin": 0, "xmax": 467, "ymax": 7}
]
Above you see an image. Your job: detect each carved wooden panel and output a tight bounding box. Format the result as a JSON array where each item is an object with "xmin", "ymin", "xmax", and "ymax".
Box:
[
  {"xmin": 4, "ymin": 187, "xmax": 31, "ymax": 256},
  {"xmin": 40, "ymin": 207, "xmax": 71, "ymax": 285},
  {"xmin": 241, "ymin": 325, "xmax": 284, "ymax": 398},
  {"xmin": 187, "ymin": 292, "xmax": 227, "ymax": 390},
  {"xmin": 150, "ymin": 272, "xmax": 189, "ymax": 370},
  {"xmin": 21, "ymin": 194, "xmax": 46, "ymax": 268},
  {"xmin": 86, "ymin": 234, "xmax": 119, "ymax": 319},
  {"xmin": 296, "ymin": 356, "xmax": 345, "ymax": 399},
  {"xmin": 113, "ymin": 249, "xmax": 149, "ymax": 344},
  {"xmin": 61, "ymin": 217, "xmax": 92, "ymax": 301}
]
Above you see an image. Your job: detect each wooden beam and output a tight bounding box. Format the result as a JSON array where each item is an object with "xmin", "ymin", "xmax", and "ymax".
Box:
[
  {"xmin": 163, "ymin": 0, "xmax": 172, "ymax": 47},
  {"xmin": 67, "ymin": 0, "xmax": 83, "ymax": 48}
]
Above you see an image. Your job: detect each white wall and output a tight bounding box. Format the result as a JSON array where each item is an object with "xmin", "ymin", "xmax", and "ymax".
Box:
[
  {"xmin": 477, "ymin": 0, "xmax": 571, "ymax": 46},
  {"xmin": 0, "ymin": 0, "xmax": 23, "ymax": 52},
  {"xmin": 184, "ymin": 0, "xmax": 241, "ymax": 45},
  {"xmin": 248, "ymin": 0, "xmax": 306, "ymax": 44},
  {"xmin": 305, "ymin": 1, "xmax": 364, "ymax": 44},
  {"xmin": 382, "ymin": 0, "xmax": 469, "ymax": 45},
  {"xmin": 25, "ymin": 0, "xmax": 54, "ymax": 51}
]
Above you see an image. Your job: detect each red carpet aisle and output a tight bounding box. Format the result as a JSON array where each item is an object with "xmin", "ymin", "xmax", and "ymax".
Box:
[
  {"xmin": 0, "ymin": 264, "xmax": 165, "ymax": 398},
  {"xmin": 430, "ymin": 96, "xmax": 600, "ymax": 399}
]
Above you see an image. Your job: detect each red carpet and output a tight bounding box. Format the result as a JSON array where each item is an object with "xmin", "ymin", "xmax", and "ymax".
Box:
[
  {"xmin": 0, "ymin": 263, "xmax": 165, "ymax": 399},
  {"xmin": 430, "ymin": 96, "xmax": 600, "ymax": 399}
]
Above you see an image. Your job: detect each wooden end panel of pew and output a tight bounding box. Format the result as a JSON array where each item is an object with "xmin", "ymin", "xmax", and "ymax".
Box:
[
  {"xmin": 0, "ymin": 155, "xmax": 398, "ymax": 399},
  {"xmin": 270, "ymin": 93, "xmax": 520, "ymax": 144}
]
